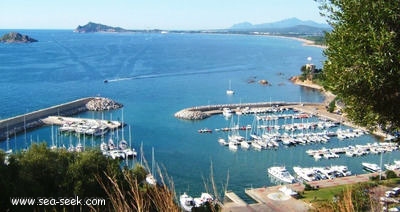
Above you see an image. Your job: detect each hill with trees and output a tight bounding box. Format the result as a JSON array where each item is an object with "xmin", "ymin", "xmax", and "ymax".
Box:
[{"xmin": 317, "ymin": 0, "xmax": 400, "ymax": 134}]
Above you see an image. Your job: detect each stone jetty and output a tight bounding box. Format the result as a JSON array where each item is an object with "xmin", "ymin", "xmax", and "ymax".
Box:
[
  {"xmin": 86, "ymin": 97, "xmax": 123, "ymax": 111},
  {"xmin": 174, "ymin": 110, "xmax": 210, "ymax": 120},
  {"xmin": 174, "ymin": 102, "xmax": 304, "ymax": 120}
]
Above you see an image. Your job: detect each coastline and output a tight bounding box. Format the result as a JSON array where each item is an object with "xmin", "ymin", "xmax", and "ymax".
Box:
[
  {"xmin": 267, "ymin": 35, "xmax": 327, "ymax": 49},
  {"xmin": 290, "ymin": 77, "xmax": 393, "ymax": 139},
  {"xmin": 289, "ymin": 76, "xmax": 334, "ymax": 104}
]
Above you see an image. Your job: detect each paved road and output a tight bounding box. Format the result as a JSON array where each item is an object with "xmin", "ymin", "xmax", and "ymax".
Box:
[{"xmin": 221, "ymin": 171, "xmax": 390, "ymax": 212}]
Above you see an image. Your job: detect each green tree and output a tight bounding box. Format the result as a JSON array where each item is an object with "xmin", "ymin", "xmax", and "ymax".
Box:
[
  {"xmin": 317, "ymin": 0, "xmax": 400, "ymax": 132},
  {"xmin": 0, "ymin": 143, "xmax": 123, "ymax": 211}
]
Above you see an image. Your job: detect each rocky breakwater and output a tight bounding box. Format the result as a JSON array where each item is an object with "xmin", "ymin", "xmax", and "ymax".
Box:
[
  {"xmin": 85, "ymin": 97, "xmax": 123, "ymax": 111},
  {"xmin": 174, "ymin": 109, "xmax": 210, "ymax": 120}
]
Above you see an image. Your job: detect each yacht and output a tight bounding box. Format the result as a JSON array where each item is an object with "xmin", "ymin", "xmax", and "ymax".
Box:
[
  {"xmin": 330, "ymin": 165, "xmax": 352, "ymax": 176},
  {"xmin": 362, "ymin": 162, "xmax": 382, "ymax": 172},
  {"xmin": 193, "ymin": 193, "xmax": 213, "ymax": 207},
  {"xmin": 385, "ymin": 160, "xmax": 400, "ymax": 171},
  {"xmin": 180, "ymin": 193, "xmax": 195, "ymax": 212},
  {"xmin": 293, "ymin": 166, "xmax": 317, "ymax": 182},
  {"xmin": 268, "ymin": 166, "xmax": 296, "ymax": 184},
  {"xmin": 222, "ymin": 108, "xmax": 233, "ymax": 117}
]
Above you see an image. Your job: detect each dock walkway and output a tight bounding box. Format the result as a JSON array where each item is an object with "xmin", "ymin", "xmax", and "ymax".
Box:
[
  {"xmin": 41, "ymin": 116, "xmax": 122, "ymax": 130},
  {"xmin": 0, "ymin": 97, "xmax": 123, "ymax": 141},
  {"xmin": 0, "ymin": 97, "xmax": 94, "ymax": 141}
]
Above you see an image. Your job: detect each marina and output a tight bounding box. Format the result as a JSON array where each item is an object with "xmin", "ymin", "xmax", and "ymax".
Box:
[
  {"xmin": 1, "ymin": 31, "xmax": 397, "ymax": 208},
  {"xmin": 205, "ymin": 106, "xmax": 369, "ymax": 152}
]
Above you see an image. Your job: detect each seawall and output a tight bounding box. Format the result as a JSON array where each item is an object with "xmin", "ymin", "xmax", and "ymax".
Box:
[
  {"xmin": 0, "ymin": 97, "xmax": 94, "ymax": 141},
  {"xmin": 174, "ymin": 102, "xmax": 321, "ymax": 120}
]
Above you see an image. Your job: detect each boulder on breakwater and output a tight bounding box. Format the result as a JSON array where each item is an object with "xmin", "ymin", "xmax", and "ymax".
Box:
[
  {"xmin": 86, "ymin": 97, "xmax": 123, "ymax": 111},
  {"xmin": 174, "ymin": 109, "xmax": 210, "ymax": 120}
]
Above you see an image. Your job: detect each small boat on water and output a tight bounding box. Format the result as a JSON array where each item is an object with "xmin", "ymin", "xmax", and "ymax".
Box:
[
  {"xmin": 268, "ymin": 166, "xmax": 296, "ymax": 184},
  {"xmin": 180, "ymin": 193, "xmax": 195, "ymax": 212},
  {"xmin": 198, "ymin": 128, "xmax": 212, "ymax": 133},
  {"xmin": 226, "ymin": 80, "xmax": 234, "ymax": 95},
  {"xmin": 104, "ymin": 79, "xmax": 108, "ymax": 83},
  {"xmin": 362, "ymin": 162, "xmax": 381, "ymax": 172}
]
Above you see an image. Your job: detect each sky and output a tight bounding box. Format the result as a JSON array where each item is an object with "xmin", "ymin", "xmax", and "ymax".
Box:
[{"xmin": 0, "ymin": 0, "xmax": 326, "ymax": 30}]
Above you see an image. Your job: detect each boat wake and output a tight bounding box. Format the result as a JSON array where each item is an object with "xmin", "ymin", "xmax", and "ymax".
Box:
[{"xmin": 104, "ymin": 65, "xmax": 249, "ymax": 83}]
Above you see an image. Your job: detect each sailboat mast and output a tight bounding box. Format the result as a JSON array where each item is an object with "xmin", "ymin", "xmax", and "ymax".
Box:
[
  {"xmin": 151, "ymin": 147, "xmax": 155, "ymax": 176},
  {"xmin": 121, "ymin": 108, "xmax": 125, "ymax": 140}
]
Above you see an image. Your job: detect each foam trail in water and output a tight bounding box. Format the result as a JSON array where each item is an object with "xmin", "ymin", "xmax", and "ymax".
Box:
[{"xmin": 105, "ymin": 65, "xmax": 251, "ymax": 83}]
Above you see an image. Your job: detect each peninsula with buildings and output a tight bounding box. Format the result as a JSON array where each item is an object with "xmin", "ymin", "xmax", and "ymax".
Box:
[{"xmin": 74, "ymin": 18, "xmax": 329, "ymax": 45}]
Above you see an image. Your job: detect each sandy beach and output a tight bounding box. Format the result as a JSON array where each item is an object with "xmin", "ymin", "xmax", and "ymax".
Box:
[{"xmin": 267, "ymin": 35, "xmax": 327, "ymax": 49}]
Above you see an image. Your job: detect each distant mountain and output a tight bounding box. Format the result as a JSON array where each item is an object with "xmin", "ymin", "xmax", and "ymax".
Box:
[
  {"xmin": 74, "ymin": 22, "xmax": 128, "ymax": 33},
  {"xmin": 0, "ymin": 32, "xmax": 38, "ymax": 43},
  {"xmin": 230, "ymin": 18, "xmax": 330, "ymax": 34}
]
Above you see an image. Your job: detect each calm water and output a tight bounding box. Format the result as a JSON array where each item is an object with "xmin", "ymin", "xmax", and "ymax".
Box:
[{"xmin": 0, "ymin": 30, "xmax": 396, "ymax": 200}]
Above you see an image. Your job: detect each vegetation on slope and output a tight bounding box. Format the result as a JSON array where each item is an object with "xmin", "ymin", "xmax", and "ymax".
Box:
[{"xmin": 317, "ymin": 0, "xmax": 400, "ymax": 133}]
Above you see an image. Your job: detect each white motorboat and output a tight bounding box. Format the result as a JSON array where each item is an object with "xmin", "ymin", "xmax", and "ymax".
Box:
[
  {"xmin": 330, "ymin": 165, "xmax": 352, "ymax": 176},
  {"xmin": 385, "ymin": 160, "xmax": 400, "ymax": 171},
  {"xmin": 268, "ymin": 166, "xmax": 296, "ymax": 184},
  {"xmin": 362, "ymin": 162, "xmax": 381, "ymax": 172},
  {"xmin": 180, "ymin": 192, "xmax": 194, "ymax": 212},
  {"xmin": 222, "ymin": 108, "xmax": 233, "ymax": 117},
  {"xmin": 193, "ymin": 193, "xmax": 213, "ymax": 207},
  {"xmin": 293, "ymin": 166, "xmax": 317, "ymax": 182}
]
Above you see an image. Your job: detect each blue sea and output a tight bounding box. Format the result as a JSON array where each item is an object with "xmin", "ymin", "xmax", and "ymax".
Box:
[{"xmin": 0, "ymin": 30, "xmax": 397, "ymax": 200}]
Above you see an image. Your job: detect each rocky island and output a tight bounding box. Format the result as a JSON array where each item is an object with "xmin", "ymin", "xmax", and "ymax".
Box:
[
  {"xmin": 74, "ymin": 22, "xmax": 128, "ymax": 33},
  {"xmin": 0, "ymin": 32, "xmax": 38, "ymax": 43}
]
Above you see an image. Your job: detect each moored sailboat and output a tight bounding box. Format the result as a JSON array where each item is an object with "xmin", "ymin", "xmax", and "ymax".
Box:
[{"xmin": 226, "ymin": 80, "xmax": 234, "ymax": 95}]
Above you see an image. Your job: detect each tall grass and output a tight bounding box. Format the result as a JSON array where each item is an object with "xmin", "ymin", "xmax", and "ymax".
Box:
[
  {"xmin": 96, "ymin": 144, "xmax": 223, "ymax": 212},
  {"xmin": 96, "ymin": 163, "xmax": 180, "ymax": 212}
]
